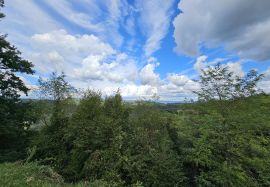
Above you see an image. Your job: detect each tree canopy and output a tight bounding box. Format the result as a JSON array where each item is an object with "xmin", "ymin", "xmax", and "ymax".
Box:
[
  {"xmin": 0, "ymin": 0, "xmax": 34, "ymax": 99},
  {"xmin": 195, "ymin": 63, "xmax": 264, "ymax": 101},
  {"xmin": 0, "ymin": 0, "xmax": 35, "ymax": 162}
]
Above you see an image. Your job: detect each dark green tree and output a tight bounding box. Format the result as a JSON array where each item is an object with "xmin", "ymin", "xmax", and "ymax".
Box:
[
  {"xmin": 0, "ymin": 1, "xmax": 34, "ymax": 98},
  {"xmin": 32, "ymin": 72, "xmax": 76, "ymax": 170},
  {"xmin": 0, "ymin": 0, "xmax": 35, "ymax": 162},
  {"xmin": 0, "ymin": 0, "xmax": 4, "ymax": 19},
  {"xmin": 176, "ymin": 64, "xmax": 269, "ymax": 186}
]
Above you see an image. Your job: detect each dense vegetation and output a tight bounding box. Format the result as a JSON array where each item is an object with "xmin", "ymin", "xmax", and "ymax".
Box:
[
  {"xmin": 1, "ymin": 1, "xmax": 270, "ymax": 186},
  {"xmin": 0, "ymin": 0, "xmax": 34, "ymax": 163},
  {"xmin": 1, "ymin": 93, "xmax": 269, "ymax": 186}
]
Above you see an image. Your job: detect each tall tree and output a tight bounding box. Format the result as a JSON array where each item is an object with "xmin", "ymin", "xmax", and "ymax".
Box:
[
  {"xmin": 0, "ymin": 8, "xmax": 34, "ymax": 98},
  {"xmin": 194, "ymin": 63, "xmax": 264, "ymax": 121},
  {"xmin": 194, "ymin": 63, "xmax": 264, "ymax": 101},
  {"xmin": 32, "ymin": 72, "xmax": 77, "ymax": 172},
  {"xmin": 0, "ymin": 0, "xmax": 35, "ymax": 162},
  {"xmin": 38, "ymin": 72, "xmax": 76, "ymax": 101}
]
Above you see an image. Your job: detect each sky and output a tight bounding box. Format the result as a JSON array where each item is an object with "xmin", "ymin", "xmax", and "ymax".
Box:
[{"xmin": 1, "ymin": 0, "xmax": 270, "ymax": 101}]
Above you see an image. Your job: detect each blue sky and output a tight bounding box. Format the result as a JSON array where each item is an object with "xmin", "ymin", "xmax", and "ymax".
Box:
[{"xmin": 1, "ymin": 0, "xmax": 270, "ymax": 101}]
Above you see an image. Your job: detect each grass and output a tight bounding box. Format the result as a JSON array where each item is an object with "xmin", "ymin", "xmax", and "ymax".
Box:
[
  {"xmin": 0, "ymin": 162, "xmax": 119, "ymax": 187},
  {"xmin": 0, "ymin": 162, "xmax": 63, "ymax": 187}
]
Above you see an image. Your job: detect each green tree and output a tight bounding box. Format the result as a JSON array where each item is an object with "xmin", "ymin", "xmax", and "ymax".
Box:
[
  {"xmin": 194, "ymin": 63, "xmax": 264, "ymax": 122},
  {"xmin": 0, "ymin": 1, "xmax": 34, "ymax": 98},
  {"xmin": 0, "ymin": 0, "xmax": 4, "ymax": 19},
  {"xmin": 38, "ymin": 72, "xmax": 76, "ymax": 101},
  {"xmin": 0, "ymin": 0, "xmax": 35, "ymax": 162},
  {"xmin": 32, "ymin": 72, "xmax": 76, "ymax": 171},
  {"xmin": 176, "ymin": 63, "xmax": 269, "ymax": 186},
  {"xmin": 177, "ymin": 95, "xmax": 270, "ymax": 186},
  {"xmin": 195, "ymin": 63, "xmax": 264, "ymax": 101},
  {"xmin": 54, "ymin": 91, "xmax": 185, "ymax": 186}
]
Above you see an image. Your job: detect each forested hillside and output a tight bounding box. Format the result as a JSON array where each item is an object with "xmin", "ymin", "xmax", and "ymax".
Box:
[{"xmin": 1, "ymin": 93, "xmax": 269, "ymax": 186}]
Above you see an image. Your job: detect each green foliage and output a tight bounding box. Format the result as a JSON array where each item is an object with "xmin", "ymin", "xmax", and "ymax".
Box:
[
  {"xmin": 182, "ymin": 64, "xmax": 269, "ymax": 186},
  {"xmin": 195, "ymin": 63, "xmax": 264, "ymax": 101},
  {"xmin": 122, "ymin": 103, "xmax": 185, "ymax": 186},
  {"xmin": 0, "ymin": 100, "xmax": 37, "ymax": 162},
  {"xmin": 0, "ymin": 162, "xmax": 64, "ymax": 187},
  {"xmin": 0, "ymin": 162, "xmax": 124, "ymax": 187},
  {"xmin": 31, "ymin": 73, "xmax": 77, "ymax": 172},
  {"xmin": 0, "ymin": 0, "xmax": 4, "ymax": 19},
  {"xmin": 29, "ymin": 81, "xmax": 270, "ymax": 186},
  {"xmin": 0, "ymin": 35, "xmax": 34, "ymax": 99},
  {"xmin": 31, "ymin": 90, "xmax": 185, "ymax": 186},
  {"xmin": 176, "ymin": 95, "xmax": 270, "ymax": 186},
  {"xmin": 38, "ymin": 72, "xmax": 76, "ymax": 101},
  {"xmin": 0, "ymin": 0, "xmax": 35, "ymax": 162}
]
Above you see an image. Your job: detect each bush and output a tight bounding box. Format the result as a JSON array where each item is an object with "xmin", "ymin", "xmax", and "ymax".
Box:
[{"xmin": 0, "ymin": 162, "xmax": 63, "ymax": 187}]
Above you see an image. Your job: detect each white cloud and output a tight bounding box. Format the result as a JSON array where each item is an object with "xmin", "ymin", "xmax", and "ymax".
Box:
[
  {"xmin": 45, "ymin": 0, "xmax": 103, "ymax": 32},
  {"xmin": 28, "ymin": 30, "xmax": 145, "ymax": 98},
  {"xmin": 121, "ymin": 84, "xmax": 158, "ymax": 98},
  {"xmin": 43, "ymin": 0, "xmax": 126, "ymax": 47},
  {"xmin": 136, "ymin": 0, "xmax": 175, "ymax": 57},
  {"xmin": 259, "ymin": 80, "xmax": 270, "ymax": 93},
  {"xmin": 1, "ymin": 0, "xmax": 60, "ymax": 51},
  {"xmin": 28, "ymin": 30, "xmax": 202, "ymax": 100},
  {"xmin": 167, "ymin": 74, "xmax": 190, "ymax": 87},
  {"xmin": 73, "ymin": 53, "xmax": 138, "ymax": 83},
  {"xmin": 140, "ymin": 63, "xmax": 161, "ymax": 86},
  {"xmin": 259, "ymin": 67, "xmax": 270, "ymax": 93},
  {"xmin": 5, "ymin": 0, "xmax": 264, "ymax": 101},
  {"xmin": 32, "ymin": 30, "xmax": 139, "ymax": 83},
  {"xmin": 162, "ymin": 74, "xmax": 199, "ymax": 96},
  {"xmin": 27, "ymin": 30, "xmax": 145, "ymax": 98},
  {"xmin": 226, "ymin": 62, "xmax": 244, "ymax": 77},
  {"xmin": 30, "ymin": 30, "xmax": 116, "ymax": 74},
  {"xmin": 193, "ymin": 56, "xmax": 244, "ymax": 77},
  {"xmin": 194, "ymin": 55, "xmax": 208, "ymax": 74},
  {"xmin": 264, "ymin": 68, "xmax": 270, "ymax": 80},
  {"xmin": 173, "ymin": 0, "xmax": 270, "ymax": 61},
  {"xmin": 32, "ymin": 30, "xmax": 115, "ymax": 57}
]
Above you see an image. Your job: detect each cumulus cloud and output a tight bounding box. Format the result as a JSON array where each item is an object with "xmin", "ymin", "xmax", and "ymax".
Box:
[
  {"xmin": 30, "ymin": 30, "xmax": 116, "ymax": 73},
  {"xmin": 6, "ymin": 0, "xmax": 264, "ymax": 101},
  {"xmin": 194, "ymin": 56, "xmax": 208, "ymax": 74},
  {"xmin": 27, "ymin": 29, "xmax": 202, "ymax": 100},
  {"xmin": 32, "ymin": 30, "xmax": 115, "ymax": 57},
  {"xmin": 32, "ymin": 30, "xmax": 139, "ymax": 84},
  {"xmin": 121, "ymin": 84, "xmax": 158, "ymax": 98},
  {"xmin": 193, "ymin": 55, "xmax": 244, "ymax": 77},
  {"xmin": 20, "ymin": 29, "xmax": 200, "ymax": 100},
  {"xmin": 140, "ymin": 63, "xmax": 162, "ymax": 86},
  {"xmin": 264, "ymin": 68, "xmax": 270, "ymax": 80},
  {"xmin": 226, "ymin": 62, "xmax": 244, "ymax": 77},
  {"xmin": 167, "ymin": 74, "xmax": 190, "ymax": 87},
  {"xmin": 259, "ymin": 67, "xmax": 270, "ymax": 93},
  {"xmin": 164, "ymin": 73, "xmax": 199, "ymax": 95},
  {"xmin": 73, "ymin": 53, "xmax": 138, "ymax": 83},
  {"xmin": 173, "ymin": 0, "xmax": 270, "ymax": 61}
]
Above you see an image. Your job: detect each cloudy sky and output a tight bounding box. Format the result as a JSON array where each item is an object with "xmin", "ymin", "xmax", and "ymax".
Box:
[{"xmin": 1, "ymin": 0, "xmax": 270, "ymax": 101}]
